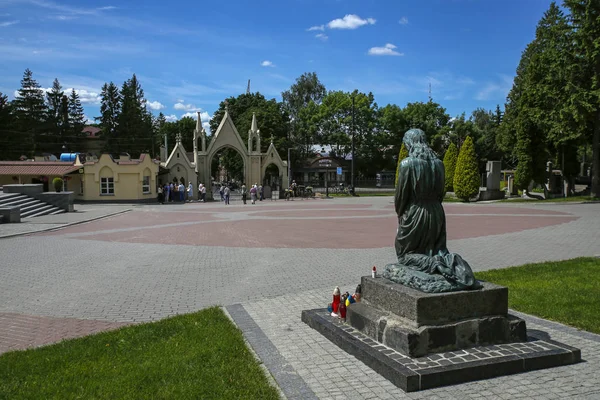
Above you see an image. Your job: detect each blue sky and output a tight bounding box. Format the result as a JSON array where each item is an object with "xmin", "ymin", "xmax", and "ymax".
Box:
[{"xmin": 0, "ymin": 0, "xmax": 554, "ymax": 132}]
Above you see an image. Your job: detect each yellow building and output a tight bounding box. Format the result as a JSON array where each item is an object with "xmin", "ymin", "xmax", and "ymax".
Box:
[{"xmin": 73, "ymin": 153, "xmax": 159, "ymax": 202}]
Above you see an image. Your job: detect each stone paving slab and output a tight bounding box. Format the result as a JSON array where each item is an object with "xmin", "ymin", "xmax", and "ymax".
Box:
[
  {"xmin": 0, "ymin": 312, "xmax": 129, "ymax": 354},
  {"xmin": 0, "ymin": 204, "xmax": 132, "ymax": 239}
]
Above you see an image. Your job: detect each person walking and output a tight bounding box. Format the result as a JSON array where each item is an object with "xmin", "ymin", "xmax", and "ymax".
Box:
[
  {"xmin": 164, "ymin": 183, "xmax": 170, "ymax": 203},
  {"xmin": 201, "ymin": 184, "xmax": 206, "ymax": 202},
  {"xmin": 219, "ymin": 184, "xmax": 225, "ymax": 201},
  {"xmin": 157, "ymin": 185, "xmax": 164, "ymax": 204},
  {"xmin": 250, "ymin": 185, "xmax": 257, "ymax": 204},
  {"xmin": 178, "ymin": 182, "xmax": 185, "ymax": 202},
  {"xmin": 187, "ymin": 182, "xmax": 194, "ymax": 202},
  {"xmin": 259, "ymin": 185, "xmax": 264, "ymax": 201},
  {"xmin": 224, "ymin": 185, "xmax": 231, "ymax": 205},
  {"xmin": 241, "ymin": 184, "xmax": 247, "ymax": 204}
]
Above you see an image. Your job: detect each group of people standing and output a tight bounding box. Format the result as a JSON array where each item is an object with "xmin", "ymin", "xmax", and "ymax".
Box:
[
  {"xmin": 157, "ymin": 181, "xmax": 207, "ymax": 204},
  {"xmin": 240, "ymin": 184, "xmax": 263, "ymax": 205},
  {"xmin": 158, "ymin": 181, "xmax": 267, "ymax": 205}
]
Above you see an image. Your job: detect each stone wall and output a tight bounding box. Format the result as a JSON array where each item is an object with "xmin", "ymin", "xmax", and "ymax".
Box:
[
  {"xmin": 2, "ymin": 184, "xmax": 74, "ymax": 212},
  {"xmin": 3, "ymin": 184, "xmax": 43, "ymax": 196},
  {"xmin": 36, "ymin": 192, "xmax": 75, "ymax": 212}
]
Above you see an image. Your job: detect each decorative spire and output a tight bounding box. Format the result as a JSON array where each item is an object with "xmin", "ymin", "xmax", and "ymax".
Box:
[
  {"xmin": 270, "ymin": 133, "xmax": 274, "ymax": 144},
  {"xmin": 175, "ymin": 133, "xmax": 182, "ymax": 144},
  {"xmin": 251, "ymin": 112, "xmax": 258, "ymax": 133},
  {"xmin": 196, "ymin": 111, "xmax": 201, "ymax": 132},
  {"xmin": 224, "ymin": 99, "xmax": 229, "ymax": 113}
]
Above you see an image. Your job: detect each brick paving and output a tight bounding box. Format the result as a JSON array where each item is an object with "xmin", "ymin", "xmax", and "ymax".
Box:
[
  {"xmin": 0, "ymin": 312, "xmax": 128, "ymax": 354},
  {"xmin": 0, "ymin": 197, "xmax": 599, "ymax": 398}
]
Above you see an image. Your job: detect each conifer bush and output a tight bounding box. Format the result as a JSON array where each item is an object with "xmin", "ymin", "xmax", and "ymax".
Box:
[
  {"xmin": 443, "ymin": 142, "xmax": 458, "ymax": 192},
  {"xmin": 453, "ymin": 136, "xmax": 480, "ymax": 201},
  {"xmin": 52, "ymin": 177, "xmax": 63, "ymax": 192},
  {"xmin": 394, "ymin": 143, "xmax": 409, "ymax": 186}
]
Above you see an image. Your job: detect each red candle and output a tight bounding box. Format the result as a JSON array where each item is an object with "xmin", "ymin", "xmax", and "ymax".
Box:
[
  {"xmin": 332, "ymin": 286, "xmax": 341, "ymax": 315},
  {"xmin": 339, "ymin": 295, "xmax": 347, "ymax": 320}
]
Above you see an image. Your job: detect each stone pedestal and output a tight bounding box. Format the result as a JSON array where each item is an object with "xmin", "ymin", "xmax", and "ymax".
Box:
[
  {"xmin": 347, "ymin": 277, "xmax": 526, "ymax": 357},
  {"xmin": 301, "ymin": 275, "xmax": 581, "ymax": 392}
]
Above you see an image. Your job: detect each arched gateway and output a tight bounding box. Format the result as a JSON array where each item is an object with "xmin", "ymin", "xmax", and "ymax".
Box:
[{"xmin": 193, "ymin": 109, "xmax": 288, "ymax": 200}]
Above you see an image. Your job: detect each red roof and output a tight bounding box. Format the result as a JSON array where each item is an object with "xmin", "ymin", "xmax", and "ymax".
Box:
[
  {"xmin": 0, "ymin": 161, "xmax": 80, "ymax": 176},
  {"xmin": 82, "ymin": 126, "xmax": 102, "ymax": 137}
]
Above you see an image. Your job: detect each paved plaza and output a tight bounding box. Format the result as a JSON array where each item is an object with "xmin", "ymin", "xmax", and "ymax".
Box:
[{"xmin": 0, "ymin": 196, "xmax": 599, "ymax": 398}]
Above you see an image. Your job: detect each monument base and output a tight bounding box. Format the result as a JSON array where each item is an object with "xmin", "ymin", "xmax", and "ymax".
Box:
[
  {"xmin": 347, "ymin": 302, "xmax": 526, "ymax": 357},
  {"xmin": 348, "ymin": 277, "xmax": 526, "ymax": 357},
  {"xmin": 301, "ymin": 308, "xmax": 581, "ymax": 392}
]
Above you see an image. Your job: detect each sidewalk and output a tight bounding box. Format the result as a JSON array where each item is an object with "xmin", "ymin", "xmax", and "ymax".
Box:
[{"xmin": 0, "ymin": 204, "xmax": 132, "ymax": 239}]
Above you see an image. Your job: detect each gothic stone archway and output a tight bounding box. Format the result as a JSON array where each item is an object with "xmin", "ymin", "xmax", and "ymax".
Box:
[{"xmin": 195, "ymin": 110, "xmax": 288, "ymax": 200}]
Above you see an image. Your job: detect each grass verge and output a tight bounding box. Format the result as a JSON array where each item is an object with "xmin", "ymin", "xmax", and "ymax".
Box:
[
  {"xmin": 0, "ymin": 307, "xmax": 280, "ymax": 400},
  {"xmin": 502, "ymin": 196, "xmax": 600, "ymax": 203},
  {"xmin": 476, "ymin": 257, "xmax": 600, "ymax": 334}
]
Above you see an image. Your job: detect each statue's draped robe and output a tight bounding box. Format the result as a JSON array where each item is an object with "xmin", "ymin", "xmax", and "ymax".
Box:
[{"xmin": 392, "ymin": 156, "xmax": 477, "ymax": 290}]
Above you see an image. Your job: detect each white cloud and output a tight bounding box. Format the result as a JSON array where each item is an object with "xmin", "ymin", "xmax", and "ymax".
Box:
[
  {"xmin": 49, "ymin": 15, "xmax": 77, "ymax": 21},
  {"xmin": 97, "ymin": 6, "xmax": 117, "ymax": 11},
  {"xmin": 181, "ymin": 111, "xmax": 211, "ymax": 122},
  {"xmin": 475, "ymin": 75, "xmax": 513, "ymax": 101},
  {"xmin": 176, "ymin": 99, "xmax": 184, "ymax": 103},
  {"xmin": 315, "ymin": 33, "xmax": 328, "ymax": 41},
  {"xmin": 399, "ymin": 17, "xmax": 408, "ymax": 25},
  {"xmin": 307, "ymin": 25, "xmax": 324, "ymax": 31},
  {"xmin": 0, "ymin": 20, "xmax": 19, "ymax": 27},
  {"xmin": 33, "ymin": 87, "xmax": 101, "ymax": 104},
  {"xmin": 174, "ymin": 102, "xmax": 202, "ymax": 111},
  {"xmin": 368, "ymin": 43, "xmax": 403, "ymax": 56},
  {"xmin": 261, "ymin": 60, "xmax": 274, "ymax": 67},
  {"xmin": 75, "ymin": 89, "xmax": 101, "ymax": 104},
  {"xmin": 165, "ymin": 114, "xmax": 178, "ymax": 122},
  {"xmin": 327, "ymin": 14, "xmax": 376, "ymax": 30},
  {"xmin": 147, "ymin": 100, "xmax": 165, "ymax": 110}
]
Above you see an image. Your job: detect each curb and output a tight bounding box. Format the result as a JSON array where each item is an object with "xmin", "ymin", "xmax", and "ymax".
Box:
[{"xmin": 0, "ymin": 209, "xmax": 133, "ymax": 240}]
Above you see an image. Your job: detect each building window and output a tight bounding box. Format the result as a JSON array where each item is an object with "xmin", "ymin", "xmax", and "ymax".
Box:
[
  {"xmin": 100, "ymin": 177, "xmax": 114, "ymax": 195},
  {"xmin": 142, "ymin": 176, "xmax": 150, "ymax": 193}
]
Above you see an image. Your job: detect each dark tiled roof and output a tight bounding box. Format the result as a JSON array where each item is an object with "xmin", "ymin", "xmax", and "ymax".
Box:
[{"xmin": 0, "ymin": 161, "xmax": 80, "ymax": 176}]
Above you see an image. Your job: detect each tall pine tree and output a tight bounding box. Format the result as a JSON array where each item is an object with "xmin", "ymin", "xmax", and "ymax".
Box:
[
  {"xmin": 13, "ymin": 68, "xmax": 47, "ymax": 156},
  {"xmin": 98, "ymin": 82, "xmax": 121, "ymax": 155},
  {"xmin": 118, "ymin": 74, "xmax": 153, "ymax": 157},
  {"xmin": 68, "ymin": 89, "xmax": 85, "ymax": 133},
  {"xmin": 46, "ymin": 78, "xmax": 64, "ymax": 137},
  {"xmin": 564, "ymin": 0, "xmax": 600, "ymax": 198},
  {"xmin": 0, "ymin": 92, "xmax": 18, "ymax": 160}
]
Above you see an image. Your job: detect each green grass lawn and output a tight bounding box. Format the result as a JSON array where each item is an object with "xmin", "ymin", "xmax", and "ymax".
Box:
[
  {"xmin": 476, "ymin": 257, "xmax": 600, "ymax": 334},
  {"xmin": 502, "ymin": 195, "xmax": 600, "ymax": 203},
  {"xmin": 0, "ymin": 307, "xmax": 280, "ymax": 400}
]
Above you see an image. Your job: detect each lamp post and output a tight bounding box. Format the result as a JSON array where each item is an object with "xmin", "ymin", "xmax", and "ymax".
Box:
[
  {"xmin": 351, "ymin": 94, "xmax": 355, "ymax": 195},
  {"xmin": 287, "ymin": 147, "xmax": 292, "ymax": 188}
]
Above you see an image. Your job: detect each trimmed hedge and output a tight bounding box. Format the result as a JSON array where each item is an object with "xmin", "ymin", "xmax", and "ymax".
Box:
[
  {"xmin": 443, "ymin": 142, "xmax": 458, "ymax": 192},
  {"xmin": 394, "ymin": 143, "xmax": 409, "ymax": 186},
  {"xmin": 453, "ymin": 136, "xmax": 479, "ymax": 201},
  {"xmin": 52, "ymin": 177, "xmax": 63, "ymax": 193}
]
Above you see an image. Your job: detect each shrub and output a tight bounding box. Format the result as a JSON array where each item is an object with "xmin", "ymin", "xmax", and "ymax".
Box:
[
  {"xmin": 394, "ymin": 143, "xmax": 409, "ymax": 186},
  {"xmin": 453, "ymin": 136, "xmax": 480, "ymax": 201},
  {"xmin": 52, "ymin": 177, "xmax": 63, "ymax": 192},
  {"xmin": 443, "ymin": 142, "xmax": 458, "ymax": 192}
]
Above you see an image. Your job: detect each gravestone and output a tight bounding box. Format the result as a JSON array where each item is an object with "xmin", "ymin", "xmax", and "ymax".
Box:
[
  {"xmin": 302, "ymin": 129, "xmax": 580, "ymax": 392},
  {"xmin": 480, "ymin": 161, "xmax": 505, "ymax": 200}
]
